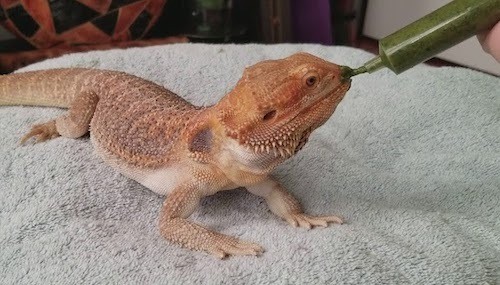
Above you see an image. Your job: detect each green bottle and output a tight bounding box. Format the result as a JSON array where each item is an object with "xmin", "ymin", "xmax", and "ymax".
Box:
[{"xmin": 342, "ymin": 0, "xmax": 500, "ymax": 78}]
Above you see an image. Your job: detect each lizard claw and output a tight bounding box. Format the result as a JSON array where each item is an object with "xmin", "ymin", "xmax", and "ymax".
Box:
[
  {"xmin": 285, "ymin": 212, "xmax": 343, "ymax": 229},
  {"xmin": 20, "ymin": 120, "xmax": 60, "ymax": 145},
  {"xmin": 206, "ymin": 232, "xmax": 265, "ymax": 259}
]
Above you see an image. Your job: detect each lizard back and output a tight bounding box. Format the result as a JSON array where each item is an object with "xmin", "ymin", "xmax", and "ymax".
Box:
[
  {"xmin": 90, "ymin": 71, "xmax": 201, "ymax": 168},
  {"xmin": 0, "ymin": 68, "xmax": 202, "ymax": 168}
]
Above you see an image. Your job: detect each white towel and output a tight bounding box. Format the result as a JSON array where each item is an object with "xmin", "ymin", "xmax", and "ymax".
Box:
[{"xmin": 1, "ymin": 43, "xmax": 499, "ymax": 284}]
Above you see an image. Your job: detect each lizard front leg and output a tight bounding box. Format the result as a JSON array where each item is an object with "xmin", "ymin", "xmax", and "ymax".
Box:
[
  {"xmin": 158, "ymin": 178, "xmax": 264, "ymax": 259},
  {"xmin": 246, "ymin": 178, "xmax": 343, "ymax": 229}
]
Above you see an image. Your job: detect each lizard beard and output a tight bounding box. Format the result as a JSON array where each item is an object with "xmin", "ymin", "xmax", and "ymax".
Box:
[{"xmin": 294, "ymin": 127, "xmax": 312, "ymax": 153}]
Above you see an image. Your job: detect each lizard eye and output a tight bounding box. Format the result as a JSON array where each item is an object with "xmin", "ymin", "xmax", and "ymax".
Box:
[
  {"xmin": 263, "ymin": 110, "xmax": 277, "ymax": 121},
  {"xmin": 303, "ymin": 72, "xmax": 319, "ymax": 87}
]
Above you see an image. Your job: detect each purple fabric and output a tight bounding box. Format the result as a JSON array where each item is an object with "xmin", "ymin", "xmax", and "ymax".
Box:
[{"xmin": 291, "ymin": 0, "xmax": 333, "ymax": 44}]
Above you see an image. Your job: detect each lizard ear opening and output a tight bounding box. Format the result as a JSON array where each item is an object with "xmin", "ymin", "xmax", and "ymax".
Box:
[
  {"xmin": 217, "ymin": 110, "xmax": 251, "ymax": 141},
  {"xmin": 188, "ymin": 126, "xmax": 212, "ymax": 153}
]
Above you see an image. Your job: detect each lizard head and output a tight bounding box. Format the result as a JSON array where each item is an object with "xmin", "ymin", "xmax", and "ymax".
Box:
[{"xmin": 213, "ymin": 52, "xmax": 351, "ymax": 173}]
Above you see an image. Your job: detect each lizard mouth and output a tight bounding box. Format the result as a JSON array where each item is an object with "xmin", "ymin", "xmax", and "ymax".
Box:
[
  {"xmin": 244, "ymin": 80, "xmax": 350, "ymax": 159},
  {"xmin": 287, "ymin": 79, "xmax": 351, "ymax": 124},
  {"xmin": 289, "ymin": 81, "xmax": 350, "ymax": 154}
]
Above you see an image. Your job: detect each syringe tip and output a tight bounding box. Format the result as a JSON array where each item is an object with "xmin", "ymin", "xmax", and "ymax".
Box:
[{"xmin": 341, "ymin": 66, "xmax": 368, "ymax": 79}]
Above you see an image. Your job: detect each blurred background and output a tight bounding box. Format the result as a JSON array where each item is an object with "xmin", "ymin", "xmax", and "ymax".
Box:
[{"xmin": 0, "ymin": 0, "xmax": 498, "ymax": 75}]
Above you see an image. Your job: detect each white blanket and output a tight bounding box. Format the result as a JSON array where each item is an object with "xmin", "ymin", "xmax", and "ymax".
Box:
[{"xmin": 1, "ymin": 43, "xmax": 499, "ymax": 284}]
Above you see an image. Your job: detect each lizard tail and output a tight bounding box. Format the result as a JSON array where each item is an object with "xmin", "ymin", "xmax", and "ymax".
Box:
[{"xmin": 0, "ymin": 68, "xmax": 93, "ymax": 108}]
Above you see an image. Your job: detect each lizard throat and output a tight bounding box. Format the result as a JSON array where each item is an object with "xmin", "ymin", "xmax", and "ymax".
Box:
[
  {"xmin": 295, "ymin": 127, "xmax": 312, "ymax": 153},
  {"xmin": 244, "ymin": 126, "xmax": 313, "ymax": 160}
]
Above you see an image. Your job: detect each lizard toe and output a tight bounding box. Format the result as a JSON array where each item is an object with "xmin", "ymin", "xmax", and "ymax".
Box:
[
  {"xmin": 286, "ymin": 213, "xmax": 343, "ymax": 229},
  {"xmin": 20, "ymin": 120, "xmax": 60, "ymax": 145},
  {"xmin": 208, "ymin": 233, "xmax": 264, "ymax": 258}
]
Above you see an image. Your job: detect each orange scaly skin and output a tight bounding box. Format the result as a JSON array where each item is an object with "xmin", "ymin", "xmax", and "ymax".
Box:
[{"xmin": 0, "ymin": 53, "xmax": 351, "ymax": 258}]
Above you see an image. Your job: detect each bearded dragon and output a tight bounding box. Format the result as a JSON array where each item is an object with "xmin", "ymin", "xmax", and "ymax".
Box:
[{"xmin": 0, "ymin": 53, "xmax": 351, "ymax": 258}]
